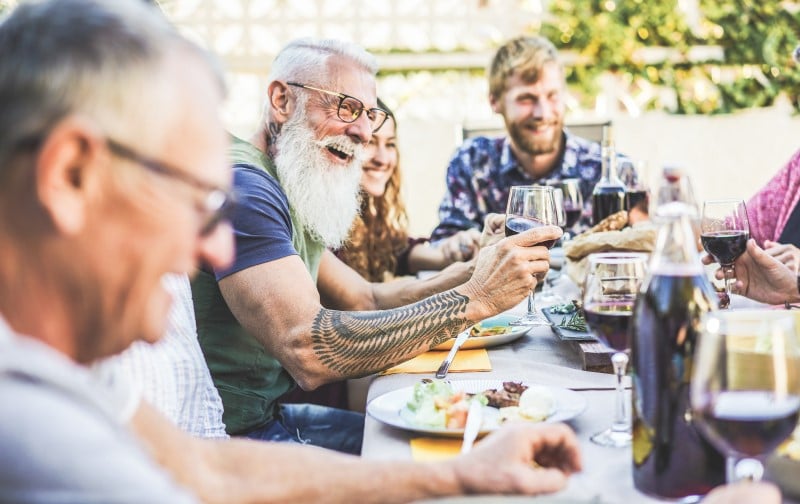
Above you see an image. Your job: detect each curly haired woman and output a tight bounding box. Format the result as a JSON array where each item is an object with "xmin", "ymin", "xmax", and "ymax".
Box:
[{"xmin": 336, "ymin": 99, "xmax": 481, "ymax": 282}]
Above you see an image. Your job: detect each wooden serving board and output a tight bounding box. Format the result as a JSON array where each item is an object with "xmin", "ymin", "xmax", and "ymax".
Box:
[{"xmin": 541, "ymin": 308, "xmax": 613, "ymax": 373}]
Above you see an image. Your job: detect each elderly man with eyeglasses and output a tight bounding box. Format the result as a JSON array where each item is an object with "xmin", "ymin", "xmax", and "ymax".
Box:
[{"xmin": 191, "ymin": 38, "xmax": 562, "ymax": 452}]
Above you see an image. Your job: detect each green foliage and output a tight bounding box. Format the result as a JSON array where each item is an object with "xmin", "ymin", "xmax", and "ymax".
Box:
[{"xmin": 541, "ymin": 0, "xmax": 800, "ymax": 114}]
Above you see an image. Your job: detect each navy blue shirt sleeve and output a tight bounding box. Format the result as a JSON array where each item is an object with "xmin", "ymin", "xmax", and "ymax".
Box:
[{"xmin": 214, "ymin": 165, "xmax": 297, "ymax": 280}]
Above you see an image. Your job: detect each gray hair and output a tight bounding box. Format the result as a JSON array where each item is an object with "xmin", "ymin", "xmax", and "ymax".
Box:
[
  {"xmin": 264, "ymin": 38, "xmax": 377, "ymax": 118},
  {"xmin": 0, "ymin": 0, "xmax": 223, "ymax": 174},
  {"xmin": 269, "ymin": 38, "xmax": 378, "ymax": 85}
]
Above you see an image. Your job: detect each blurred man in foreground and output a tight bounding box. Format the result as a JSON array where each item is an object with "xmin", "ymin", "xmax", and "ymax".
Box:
[{"xmin": 0, "ymin": 0, "xmax": 582, "ymax": 501}]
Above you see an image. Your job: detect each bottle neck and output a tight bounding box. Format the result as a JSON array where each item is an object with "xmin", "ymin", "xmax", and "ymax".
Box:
[
  {"xmin": 649, "ymin": 213, "xmax": 704, "ymax": 273},
  {"xmin": 600, "ymin": 141, "xmax": 623, "ymax": 185}
]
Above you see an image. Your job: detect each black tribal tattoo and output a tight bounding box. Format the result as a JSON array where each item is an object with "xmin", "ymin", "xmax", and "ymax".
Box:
[
  {"xmin": 266, "ymin": 122, "xmax": 281, "ymax": 158},
  {"xmin": 310, "ymin": 290, "xmax": 471, "ymax": 377}
]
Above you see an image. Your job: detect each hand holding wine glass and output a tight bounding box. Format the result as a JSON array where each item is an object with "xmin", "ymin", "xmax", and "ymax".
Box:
[
  {"xmin": 700, "ymin": 199, "xmax": 750, "ymax": 309},
  {"xmin": 583, "ymin": 252, "xmax": 648, "ymax": 447},
  {"xmin": 505, "ymin": 185, "xmax": 558, "ymax": 326},
  {"xmin": 691, "ymin": 311, "xmax": 800, "ymax": 483}
]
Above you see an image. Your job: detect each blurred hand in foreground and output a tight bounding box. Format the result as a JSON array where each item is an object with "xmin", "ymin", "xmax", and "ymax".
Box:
[
  {"xmin": 451, "ymin": 422, "xmax": 582, "ymax": 496},
  {"xmin": 702, "ymin": 481, "xmax": 780, "ymax": 504}
]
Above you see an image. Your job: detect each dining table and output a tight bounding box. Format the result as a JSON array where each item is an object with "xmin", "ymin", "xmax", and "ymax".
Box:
[{"xmin": 357, "ymin": 269, "xmax": 800, "ymax": 504}]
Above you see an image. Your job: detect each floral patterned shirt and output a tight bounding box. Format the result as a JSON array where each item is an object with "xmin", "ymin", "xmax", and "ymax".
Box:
[{"xmin": 430, "ymin": 130, "xmax": 635, "ymax": 241}]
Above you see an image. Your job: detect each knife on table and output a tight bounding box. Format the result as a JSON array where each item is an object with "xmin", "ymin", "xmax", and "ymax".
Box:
[
  {"xmin": 461, "ymin": 400, "xmax": 483, "ymax": 454},
  {"xmin": 435, "ymin": 328, "xmax": 471, "ymax": 379}
]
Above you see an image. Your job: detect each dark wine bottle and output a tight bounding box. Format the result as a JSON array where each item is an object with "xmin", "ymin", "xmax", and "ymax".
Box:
[
  {"xmin": 630, "ymin": 201, "xmax": 725, "ymax": 500},
  {"xmin": 591, "ymin": 125, "xmax": 627, "ymax": 224}
]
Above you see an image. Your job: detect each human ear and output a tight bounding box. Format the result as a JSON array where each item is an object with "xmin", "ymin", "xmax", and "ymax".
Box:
[
  {"xmin": 267, "ymin": 81, "xmax": 295, "ymax": 125},
  {"xmin": 35, "ymin": 117, "xmax": 104, "ymax": 235},
  {"xmin": 489, "ymin": 93, "xmax": 503, "ymax": 114}
]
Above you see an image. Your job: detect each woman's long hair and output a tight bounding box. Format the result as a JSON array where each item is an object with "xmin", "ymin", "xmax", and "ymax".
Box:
[{"xmin": 338, "ymin": 99, "xmax": 410, "ymax": 282}]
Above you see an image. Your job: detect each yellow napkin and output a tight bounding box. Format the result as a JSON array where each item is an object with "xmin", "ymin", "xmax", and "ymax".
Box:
[
  {"xmin": 409, "ymin": 437, "xmax": 463, "ymax": 461},
  {"xmin": 381, "ymin": 349, "xmax": 491, "ymax": 375}
]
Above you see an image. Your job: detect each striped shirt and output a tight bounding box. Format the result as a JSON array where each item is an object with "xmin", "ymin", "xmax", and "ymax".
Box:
[{"xmin": 94, "ymin": 274, "xmax": 228, "ymax": 438}]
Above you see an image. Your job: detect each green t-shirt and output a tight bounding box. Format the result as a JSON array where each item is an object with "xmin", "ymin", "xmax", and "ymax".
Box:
[{"xmin": 192, "ymin": 136, "xmax": 325, "ymax": 435}]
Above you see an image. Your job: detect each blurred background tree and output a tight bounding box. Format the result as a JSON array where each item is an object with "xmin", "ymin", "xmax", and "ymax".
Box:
[{"xmin": 541, "ymin": 0, "xmax": 800, "ymax": 114}]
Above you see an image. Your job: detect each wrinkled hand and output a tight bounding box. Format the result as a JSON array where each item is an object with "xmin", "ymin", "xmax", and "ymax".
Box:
[
  {"xmin": 763, "ymin": 240, "xmax": 800, "ymax": 272},
  {"xmin": 702, "ymin": 239, "xmax": 799, "ymax": 304},
  {"xmin": 451, "ymin": 423, "xmax": 582, "ymax": 496},
  {"xmin": 480, "ymin": 213, "xmax": 506, "ymax": 248},
  {"xmin": 702, "ymin": 481, "xmax": 780, "ymax": 504},
  {"xmin": 459, "ymin": 225, "xmax": 562, "ymax": 317},
  {"xmin": 441, "ymin": 229, "xmax": 482, "ymax": 263}
]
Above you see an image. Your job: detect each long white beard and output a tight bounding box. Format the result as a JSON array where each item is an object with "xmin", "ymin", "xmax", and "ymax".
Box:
[{"xmin": 274, "ymin": 109, "xmax": 364, "ymax": 249}]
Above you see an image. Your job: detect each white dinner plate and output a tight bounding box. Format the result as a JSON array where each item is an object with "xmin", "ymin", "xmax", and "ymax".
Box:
[
  {"xmin": 366, "ymin": 379, "xmax": 587, "ymax": 437},
  {"xmin": 432, "ymin": 314, "xmax": 530, "ymax": 350}
]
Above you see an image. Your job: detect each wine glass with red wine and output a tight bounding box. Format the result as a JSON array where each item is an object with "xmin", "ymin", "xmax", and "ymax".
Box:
[
  {"xmin": 505, "ymin": 185, "xmax": 558, "ymax": 326},
  {"xmin": 538, "ymin": 186, "xmax": 567, "ymax": 305},
  {"xmin": 691, "ymin": 311, "xmax": 800, "ymax": 483},
  {"xmin": 559, "ymin": 178, "xmax": 584, "ymax": 240},
  {"xmin": 583, "ymin": 252, "xmax": 648, "ymax": 447},
  {"xmin": 700, "ymin": 199, "xmax": 750, "ymax": 309}
]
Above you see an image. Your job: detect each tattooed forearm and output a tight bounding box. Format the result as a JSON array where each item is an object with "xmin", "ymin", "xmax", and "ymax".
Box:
[{"xmin": 310, "ymin": 290, "xmax": 471, "ymax": 377}]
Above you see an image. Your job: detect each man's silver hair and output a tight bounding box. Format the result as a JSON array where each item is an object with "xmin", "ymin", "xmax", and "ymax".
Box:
[
  {"xmin": 263, "ymin": 38, "xmax": 378, "ymax": 118},
  {"xmin": 0, "ymin": 0, "xmax": 224, "ymax": 173}
]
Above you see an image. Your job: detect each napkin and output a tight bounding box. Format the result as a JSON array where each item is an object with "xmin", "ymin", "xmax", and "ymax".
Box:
[
  {"xmin": 381, "ymin": 349, "xmax": 491, "ymax": 375},
  {"xmin": 409, "ymin": 437, "xmax": 463, "ymax": 461}
]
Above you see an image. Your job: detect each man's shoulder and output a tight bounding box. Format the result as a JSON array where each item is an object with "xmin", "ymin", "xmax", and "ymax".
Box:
[
  {"xmin": 449, "ymin": 135, "xmax": 505, "ymax": 173},
  {"xmin": 564, "ymin": 130, "xmax": 602, "ymax": 160},
  {"xmin": 456, "ymin": 135, "xmax": 504, "ymax": 155},
  {"xmin": 0, "ymin": 375, "xmax": 196, "ymax": 503}
]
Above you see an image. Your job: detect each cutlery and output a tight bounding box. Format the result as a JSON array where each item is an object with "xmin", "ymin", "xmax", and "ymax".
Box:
[
  {"xmin": 435, "ymin": 328, "xmax": 471, "ymax": 379},
  {"xmin": 461, "ymin": 400, "xmax": 483, "ymax": 454}
]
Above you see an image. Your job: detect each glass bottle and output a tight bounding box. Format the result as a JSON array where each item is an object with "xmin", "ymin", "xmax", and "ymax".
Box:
[
  {"xmin": 630, "ymin": 198, "xmax": 726, "ymax": 501},
  {"xmin": 591, "ymin": 125, "xmax": 627, "ymax": 224}
]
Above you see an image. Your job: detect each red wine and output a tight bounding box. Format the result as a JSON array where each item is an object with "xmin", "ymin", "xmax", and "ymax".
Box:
[
  {"xmin": 505, "ymin": 217, "xmax": 556, "ymax": 248},
  {"xmin": 591, "ymin": 186, "xmax": 626, "ymax": 225},
  {"xmin": 565, "ymin": 206, "xmax": 582, "ymax": 228},
  {"xmin": 700, "ymin": 230, "xmax": 749, "ymax": 266},
  {"xmin": 626, "ymin": 189, "xmax": 649, "ymax": 215},
  {"xmin": 697, "ymin": 391, "xmax": 800, "ymax": 457},
  {"xmin": 631, "ymin": 266, "xmax": 725, "ymax": 499},
  {"xmin": 583, "ymin": 302, "xmax": 632, "ymax": 351}
]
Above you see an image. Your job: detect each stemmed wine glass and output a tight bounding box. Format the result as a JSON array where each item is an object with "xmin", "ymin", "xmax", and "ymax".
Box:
[
  {"xmin": 582, "ymin": 252, "xmax": 648, "ymax": 447},
  {"xmin": 505, "ymin": 185, "xmax": 558, "ymax": 326},
  {"xmin": 691, "ymin": 310, "xmax": 800, "ymax": 483},
  {"xmin": 559, "ymin": 178, "xmax": 584, "ymax": 241},
  {"xmin": 700, "ymin": 199, "xmax": 750, "ymax": 309},
  {"xmin": 538, "ymin": 188, "xmax": 567, "ymax": 305}
]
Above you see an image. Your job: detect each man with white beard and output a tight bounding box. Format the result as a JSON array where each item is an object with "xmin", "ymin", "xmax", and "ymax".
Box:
[{"xmin": 192, "ymin": 38, "xmax": 562, "ymax": 453}]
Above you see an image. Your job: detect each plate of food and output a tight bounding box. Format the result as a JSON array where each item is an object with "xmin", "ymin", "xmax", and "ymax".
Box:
[
  {"xmin": 433, "ymin": 314, "xmax": 531, "ymax": 350},
  {"xmin": 366, "ymin": 379, "xmax": 587, "ymax": 437}
]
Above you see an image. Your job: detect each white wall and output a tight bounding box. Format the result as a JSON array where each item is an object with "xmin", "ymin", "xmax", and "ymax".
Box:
[{"xmin": 400, "ymin": 99, "xmax": 800, "ymax": 237}]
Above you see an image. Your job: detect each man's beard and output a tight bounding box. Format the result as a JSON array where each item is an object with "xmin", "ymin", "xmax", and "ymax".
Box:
[
  {"xmin": 274, "ymin": 108, "xmax": 364, "ymax": 249},
  {"xmin": 506, "ymin": 118, "xmax": 563, "ymax": 156}
]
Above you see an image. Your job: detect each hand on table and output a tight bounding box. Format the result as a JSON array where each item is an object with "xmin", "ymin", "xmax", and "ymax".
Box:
[
  {"xmin": 441, "ymin": 229, "xmax": 482, "ymax": 263},
  {"xmin": 763, "ymin": 240, "xmax": 800, "ymax": 272},
  {"xmin": 701, "ymin": 239, "xmax": 799, "ymax": 304},
  {"xmin": 451, "ymin": 422, "xmax": 582, "ymax": 496},
  {"xmin": 459, "ymin": 225, "xmax": 562, "ymax": 317},
  {"xmin": 480, "ymin": 213, "xmax": 506, "ymax": 248}
]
